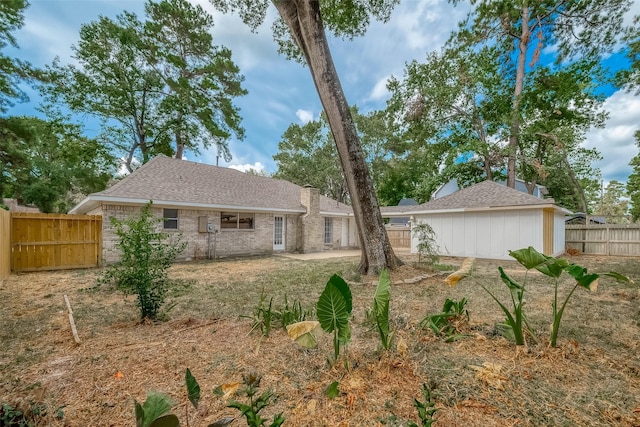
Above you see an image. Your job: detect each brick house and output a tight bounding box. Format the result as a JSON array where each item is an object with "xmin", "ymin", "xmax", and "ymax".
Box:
[{"xmin": 70, "ymin": 156, "xmax": 358, "ymax": 263}]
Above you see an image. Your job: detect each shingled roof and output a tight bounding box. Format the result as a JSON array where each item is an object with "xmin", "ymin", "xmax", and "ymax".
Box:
[
  {"xmin": 70, "ymin": 156, "xmax": 352, "ymax": 215},
  {"xmin": 381, "ymin": 180, "xmax": 560, "ymax": 216}
]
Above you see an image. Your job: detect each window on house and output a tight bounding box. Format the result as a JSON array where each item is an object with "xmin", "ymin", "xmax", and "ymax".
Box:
[
  {"xmin": 163, "ymin": 208, "xmax": 178, "ymax": 229},
  {"xmin": 221, "ymin": 212, "xmax": 254, "ymax": 229},
  {"xmin": 324, "ymin": 217, "xmax": 333, "ymax": 244}
]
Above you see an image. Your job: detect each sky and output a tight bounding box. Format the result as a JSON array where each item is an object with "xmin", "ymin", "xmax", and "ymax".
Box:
[{"xmin": 6, "ymin": 0, "xmax": 640, "ymax": 185}]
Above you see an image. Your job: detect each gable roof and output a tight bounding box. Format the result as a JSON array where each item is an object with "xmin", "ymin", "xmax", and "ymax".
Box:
[
  {"xmin": 70, "ymin": 156, "xmax": 352, "ymax": 216},
  {"xmin": 381, "ymin": 180, "xmax": 567, "ymax": 216}
]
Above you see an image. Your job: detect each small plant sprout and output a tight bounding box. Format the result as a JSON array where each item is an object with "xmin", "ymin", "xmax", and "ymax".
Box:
[
  {"xmin": 407, "ymin": 383, "xmax": 438, "ymax": 427},
  {"xmin": 214, "ymin": 372, "xmax": 285, "ymax": 427},
  {"xmin": 421, "ymin": 297, "xmax": 469, "ymax": 342}
]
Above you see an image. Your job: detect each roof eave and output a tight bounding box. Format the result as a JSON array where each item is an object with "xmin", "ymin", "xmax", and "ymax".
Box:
[{"xmin": 70, "ymin": 195, "xmax": 307, "ymax": 214}]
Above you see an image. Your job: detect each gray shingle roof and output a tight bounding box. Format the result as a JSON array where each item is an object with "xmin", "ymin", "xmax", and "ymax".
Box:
[
  {"xmin": 75, "ymin": 156, "xmax": 352, "ymax": 215},
  {"xmin": 404, "ymin": 180, "xmax": 555, "ymax": 212}
]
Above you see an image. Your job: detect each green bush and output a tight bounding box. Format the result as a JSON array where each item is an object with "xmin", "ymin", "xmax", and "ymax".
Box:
[{"xmin": 99, "ymin": 202, "xmax": 186, "ymax": 320}]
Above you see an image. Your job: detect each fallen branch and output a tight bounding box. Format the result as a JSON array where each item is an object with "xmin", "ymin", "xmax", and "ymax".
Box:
[{"xmin": 64, "ymin": 294, "xmax": 81, "ymax": 345}]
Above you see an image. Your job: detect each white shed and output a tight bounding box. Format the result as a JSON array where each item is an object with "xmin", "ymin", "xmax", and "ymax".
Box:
[{"xmin": 390, "ymin": 180, "xmax": 569, "ymax": 260}]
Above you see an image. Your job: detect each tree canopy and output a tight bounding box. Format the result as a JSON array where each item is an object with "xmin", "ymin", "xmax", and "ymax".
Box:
[{"xmin": 45, "ymin": 0, "xmax": 246, "ymax": 172}]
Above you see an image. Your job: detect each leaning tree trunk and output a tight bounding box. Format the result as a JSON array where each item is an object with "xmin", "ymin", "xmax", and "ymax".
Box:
[
  {"xmin": 507, "ymin": 5, "xmax": 530, "ymax": 189},
  {"xmin": 274, "ymin": 0, "xmax": 402, "ymax": 274}
]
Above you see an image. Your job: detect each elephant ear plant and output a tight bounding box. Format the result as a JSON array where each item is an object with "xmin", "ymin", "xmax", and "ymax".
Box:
[
  {"xmin": 317, "ymin": 274, "xmax": 353, "ymax": 366},
  {"xmin": 446, "ymin": 247, "xmax": 632, "ymax": 347},
  {"xmin": 372, "ymin": 269, "xmax": 394, "ymax": 350}
]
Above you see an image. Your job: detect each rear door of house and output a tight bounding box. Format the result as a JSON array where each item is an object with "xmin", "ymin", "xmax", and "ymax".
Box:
[{"xmin": 273, "ymin": 216, "xmax": 285, "ymax": 251}]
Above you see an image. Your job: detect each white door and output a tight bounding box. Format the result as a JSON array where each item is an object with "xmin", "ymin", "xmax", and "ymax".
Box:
[{"xmin": 273, "ymin": 216, "xmax": 285, "ymax": 251}]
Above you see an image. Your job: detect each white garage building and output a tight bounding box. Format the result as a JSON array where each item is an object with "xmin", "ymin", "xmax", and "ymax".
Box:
[{"xmin": 382, "ymin": 180, "xmax": 570, "ymax": 260}]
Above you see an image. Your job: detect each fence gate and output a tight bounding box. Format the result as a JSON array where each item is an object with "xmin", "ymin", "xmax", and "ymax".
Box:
[
  {"xmin": 386, "ymin": 228, "xmax": 411, "ymax": 248},
  {"xmin": 11, "ymin": 213, "xmax": 102, "ymax": 272}
]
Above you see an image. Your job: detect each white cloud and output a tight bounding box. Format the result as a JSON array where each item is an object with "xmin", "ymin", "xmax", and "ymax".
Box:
[
  {"xmin": 584, "ymin": 90, "xmax": 640, "ymax": 183},
  {"xmin": 228, "ymin": 162, "xmax": 267, "ymax": 173},
  {"xmin": 368, "ymin": 75, "xmax": 392, "ymax": 101},
  {"xmin": 296, "ymin": 109, "xmax": 314, "ymax": 124}
]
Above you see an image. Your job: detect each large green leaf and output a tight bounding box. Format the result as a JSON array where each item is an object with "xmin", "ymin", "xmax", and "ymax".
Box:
[
  {"xmin": 508, "ymin": 247, "xmax": 548, "ymax": 270},
  {"xmin": 317, "ymin": 279, "xmax": 350, "ymax": 334},
  {"xmin": 148, "ymin": 414, "xmax": 179, "ymax": 427},
  {"xmin": 141, "ymin": 393, "xmax": 174, "ymax": 427},
  {"xmin": 535, "ymin": 257, "xmax": 569, "ymax": 278},
  {"xmin": 327, "ymin": 274, "xmax": 353, "ymax": 314},
  {"xmin": 498, "ymin": 267, "xmax": 523, "ymax": 291},
  {"xmin": 185, "ymin": 368, "xmax": 200, "ymax": 409},
  {"xmin": 564, "ymin": 264, "xmax": 599, "ymax": 289}
]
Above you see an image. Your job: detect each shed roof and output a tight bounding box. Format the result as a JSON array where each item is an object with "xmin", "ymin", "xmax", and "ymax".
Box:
[
  {"xmin": 382, "ymin": 180, "xmax": 566, "ymax": 216},
  {"xmin": 70, "ymin": 156, "xmax": 352, "ymax": 215}
]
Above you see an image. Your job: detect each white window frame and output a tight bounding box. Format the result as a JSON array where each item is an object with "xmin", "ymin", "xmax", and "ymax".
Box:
[{"xmin": 324, "ymin": 217, "xmax": 333, "ymax": 244}]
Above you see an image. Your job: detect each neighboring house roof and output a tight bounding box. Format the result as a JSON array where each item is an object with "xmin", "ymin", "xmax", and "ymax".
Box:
[
  {"xmin": 388, "ymin": 198, "xmax": 417, "ymax": 225},
  {"xmin": 2, "ymin": 198, "xmax": 40, "ymax": 213},
  {"xmin": 383, "ymin": 180, "xmax": 568, "ymax": 216},
  {"xmin": 432, "ymin": 177, "xmax": 549, "ymax": 199},
  {"xmin": 70, "ymin": 156, "xmax": 353, "ymax": 216},
  {"xmin": 565, "ymin": 213, "xmax": 606, "ymax": 224}
]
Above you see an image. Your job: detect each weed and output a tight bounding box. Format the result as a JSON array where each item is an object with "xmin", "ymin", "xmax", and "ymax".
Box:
[
  {"xmin": 420, "ymin": 297, "xmax": 469, "ymax": 342},
  {"xmin": 215, "ymin": 372, "xmax": 285, "ymax": 427},
  {"xmin": 407, "ymin": 383, "xmax": 438, "ymax": 427},
  {"xmin": 246, "ymin": 291, "xmax": 275, "ymax": 337}
]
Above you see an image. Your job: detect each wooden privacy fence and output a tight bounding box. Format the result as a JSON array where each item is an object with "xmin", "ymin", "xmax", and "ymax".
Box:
[
  {"xmin": 565, "ymin": 224, "xmax": 640, "ymax": 256},
  {"xmin": 11, "ymin": 213, "xmax": 102, "ymax": 272},
  {"xmin": 0, "ymin": 209, "xmax": 10, "ymax": 281},
  {"xmin": 387, "ymin": 228, "xmax": 411, "ymax": 248}
]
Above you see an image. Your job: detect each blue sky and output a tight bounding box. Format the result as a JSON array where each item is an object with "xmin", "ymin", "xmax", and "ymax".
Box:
[{"xmin": 6, "ymin": 0, "xmax": 640, "ymax": 185}]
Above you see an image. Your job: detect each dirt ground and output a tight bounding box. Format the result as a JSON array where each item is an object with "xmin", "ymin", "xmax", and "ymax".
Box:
[{"xmin": 1, "ymin": 252, "xmax": 639, "ymax": 426}]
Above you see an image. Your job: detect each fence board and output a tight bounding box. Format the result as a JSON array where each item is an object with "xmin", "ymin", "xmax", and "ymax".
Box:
[
  {"xmin": 0, "ymin": 209, "xmax": 10, "ymax": 281},
  {"xmin": 387, "ymin": 228, "xmax": 411, "ymax": 248},
  {"xmin": 11, "ymin": 213, "xmax": 102, "ymax": 272},
  {"xmin": 565, "ymin": 224, "xmax": 640, "ymax": 256}
]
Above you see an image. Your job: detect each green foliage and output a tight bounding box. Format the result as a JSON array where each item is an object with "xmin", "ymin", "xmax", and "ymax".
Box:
[
  {"xmin": 45, "ymin": 0, "xmax": 246, "ymax": 171},
  {"xmin": 316, "ymin": 274, "xmax": 353, "ymax": 365},
  {"xmin": 185, "ymin": 368, "xmax": 200, "ymax": 409},
  {"xmin": 420, "ymin": 298, "xmax": 469, "ymax": 342},
  {"xmin": 371, "ymin": 269, "xmax": 394, "ymax": 350},
  {"xmin": 325, "ymin": 381, "xmax": 340, "ymax": 399},
  {"xmin": 406, "ymin": 383, "xmax": 438, "ymax": 427},
  {"xmin": 247, "ymin": 292, "xmax": 312, "ymax": 337},
  {"xmin": 0, "ymin": 116, "xmax": 114, "ymax": 212},
  {"xmin": 412, "ymin": 222, "xmax": 439, "ymax": 265},
  {"xmin": 99, "ymin": 202, "xmax": 186, "ymax": 320},
  {"xmin": 628, "ymin": 137, "xmax": 640, "ymax": 221},
  {"xmin": 217, "ymin": 372, "xmax": 285, "ymax": 427},
  {"xmin": 135, "ymin": 393, "xmax": 179, "ymax": 427},
  {"xmin": 1, "ymin": 400, "xmax": 64, "ymax": 426},
  {"xmin": 276, "ymin": 294, "xmax": 311, "ymax": 328},
  {"xmin": 450, "ymin": 247, "xmax": 633, "ymax": 347},
  {"xmin": 509, "ymin": 246, "xmax": 632, "ymax": 347}
]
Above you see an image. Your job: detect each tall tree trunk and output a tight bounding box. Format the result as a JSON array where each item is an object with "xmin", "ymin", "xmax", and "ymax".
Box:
[
  {"xmin": 175, "ymin": 111, "xmax": 185, "ymax": 159},
  {"xmin": 507, "ymin": 5, "xmax": 530, "ymax": 188},
  {"xmin": 274, "ymin": 0, "xmax": 401, "ymax": 274}
]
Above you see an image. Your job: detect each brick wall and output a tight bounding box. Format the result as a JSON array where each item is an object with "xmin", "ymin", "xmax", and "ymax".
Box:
[
  {"xmin": 99, "ymin": 204, "xmax": 301, "ymax": 263},
  {"xmin": 298, "ymin": 186, "xmax": 323, "ymax": 253}
]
